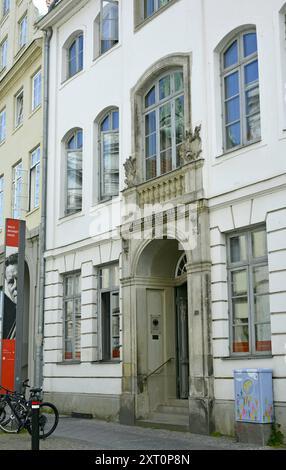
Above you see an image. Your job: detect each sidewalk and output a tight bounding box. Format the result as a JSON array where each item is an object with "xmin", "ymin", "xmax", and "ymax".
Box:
[{"xmin": 0, "ymin": 416, "xmax": 272, "ymax": 450}]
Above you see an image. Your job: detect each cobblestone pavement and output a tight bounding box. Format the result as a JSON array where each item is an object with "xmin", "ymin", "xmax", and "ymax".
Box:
[{"xmin": 0, "ymin": 416, "xmax": 273, "ymax": 450}]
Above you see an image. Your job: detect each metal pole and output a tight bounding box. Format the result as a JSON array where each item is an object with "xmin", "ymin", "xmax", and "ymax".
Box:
[{"xmin": 31, "ymin": 401, "xmax": 40, "ymax": 451}]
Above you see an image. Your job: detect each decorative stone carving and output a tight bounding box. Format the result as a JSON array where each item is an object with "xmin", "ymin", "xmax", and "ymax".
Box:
[
  {"xmin": 124, "ymin": 156, "xmax": 137, "ymax": 189},
  {"xmin": 179, "ymin": 125, "xmax": 202, "ymax": 165}
]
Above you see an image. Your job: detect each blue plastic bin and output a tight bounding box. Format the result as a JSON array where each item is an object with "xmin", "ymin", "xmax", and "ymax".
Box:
[{"xmin": 234, "ymin": 369, "xmax": 274, "ymax": 424}]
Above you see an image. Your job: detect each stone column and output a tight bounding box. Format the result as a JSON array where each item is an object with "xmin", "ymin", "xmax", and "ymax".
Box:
[{"xmin": 187, "ymin": 199, "xmax": 214, "ymax": 434}]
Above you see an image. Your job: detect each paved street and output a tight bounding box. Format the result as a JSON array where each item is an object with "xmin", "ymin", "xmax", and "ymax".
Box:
[{"xmin": 0, "ymin": 416, "xmax": 272, "ymax": 450}]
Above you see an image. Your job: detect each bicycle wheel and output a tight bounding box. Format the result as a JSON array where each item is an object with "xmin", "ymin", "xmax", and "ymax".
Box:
[
  {"xmin": 26, "ymin": 402, "xmax": 59, "ymax": 439},
  {"xmin": 0, "ymin": 400, "xmax": 26, "ymax": 433}
]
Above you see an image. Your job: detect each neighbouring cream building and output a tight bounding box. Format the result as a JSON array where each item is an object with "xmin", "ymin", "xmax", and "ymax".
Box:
[
  {"xmin": 0, "ymin": 0, "xmax": 43, "ymax": 385},
  {"xmin": 38, "ymin": 0, "xmax": 286, "ymax": 441}
]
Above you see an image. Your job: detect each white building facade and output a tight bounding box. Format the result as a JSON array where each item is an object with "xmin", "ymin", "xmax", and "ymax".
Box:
[{"xmin": 39, "ymin": 0, "xmax": 286, "ymax": 439}]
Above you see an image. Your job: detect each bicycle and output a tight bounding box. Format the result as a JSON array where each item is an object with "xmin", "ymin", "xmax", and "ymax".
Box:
[{"xmin": 0, "ymin": 380, "xmax": 59, "ymax": 439}]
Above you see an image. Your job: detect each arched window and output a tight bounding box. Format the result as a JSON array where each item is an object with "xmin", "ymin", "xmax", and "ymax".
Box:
[
  {"xmin": 221, "ymin": 30, "xmax": 260, "ymax": 151},
  {"xmin": 99, "ymin": 109, "xmax": 119, "ymax": 199},
  {"xmin": 94, "ymin": 1, "xmax": 119, "ymax": 58},
  {"xmin": 66, "ymin": 33, "xmax": 83, "ymax": 79},
  {"xmin": 66, "ymin": 129, "xmax": 83, "ymax": 215},
  {"xmin": 144, "ymin": 70, "xmax": 185, "ymax": 180},
  {"xmin": 175, "ymin": 254, "xmax": 187, "ymax": 277}
]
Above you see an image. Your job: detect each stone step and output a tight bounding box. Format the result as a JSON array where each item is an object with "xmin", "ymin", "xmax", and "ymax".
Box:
[
  {"xmin": 156, "ymin": 404, "xmax": 189, "ymax": 415},
  {"xmin": 136, "ymin": 412, "xmax": 189, "ymax": 433}
]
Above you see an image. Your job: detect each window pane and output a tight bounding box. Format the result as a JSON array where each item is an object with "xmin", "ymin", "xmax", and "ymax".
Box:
[
  {"xmin": 160, "ymin": 127, "xmax": 172, "ymax": 151},
  {"xmin": 146, "ymin": 134, "xmax": 156, "ymax": 158},
  {"xmin": 159, "ymin": 75, "xmax": 171, "ymax": 100},
  {"xmin": 101, "ymin": 267, "xmax": 110, "ymax": 289},
  {"xmin": 101, "ymin": 115, "xmax": 110, "ymax": 132},
  {"xmin": 255, "ymin": 324, "xmax": 271, "ymax": 352},
  {"xmin": 244, "ymin": 60, "xmax": 259, "ymax": 85},
  {"xmin": 224, "ymin": 72, "xmax": 239, "ymax": 99},
  {"xmin": 174, "ymin": 71, "xmax": 184, "ymax": 93},
  {"xmin": 144, "ymin": 0, "xmax": 155, "ymax": 18},
  {"xmin": 175, "ymin": 95, "xmax": 184, "ymax": 144},
  {"xmin": 230, "ymin": 234, "xmax": 247, "ymax": 263},
  {"xmin": 243, "ymin": 33, "xmax": 257, "ymax": 58},
  {"xmin": 232, "ymin": 297, "xmax": 248, "ymax": 324},
  {"xmin": 245, "ymin": 87, "xmax": 260, "ymax": 116},
  {"xmin": 231, "ymin": 270, "xmax": 247, "ymax": 296},
  {"xmin": 233, "ymin": 325, "xmax": 249, "ymax": 352},
  {"xmin": 253, "ymin": 266, "xmax": 269, "ymax": 295},
  {"xmin": 226, "ymin": 122, "xmax": 241, "ymax": 149},
  {"xmin": 246, "ymin": 114, "xmax": 260, "ymax": 142},
  {"xmin": 146, "ymin": 156, "xmax": 157, "ymax": 180},
  {"xmin": 101, "ymin": 1, "xmax": 119, "ymax": 53},
  {"xmin": 145, "ymin": 111, "xmax": 156, "ymax": 135},
  {"xmin": 225, "ymin": 97, "xmax": 240, "ymax": 124},
  {"xmin": 252, "ymin": 230, "xmax": 267, "ymax": 258},
  {"xmin": 160, "ymin": 149, "xmax": 172, "ymax": 175},
  {"xmin": 254, "ymin": 294, "xmax": 270, "ymax": 324},
  {"xmin": 224, "ymin": 40, "xmax": 238, "ymax": 69},
  {"xmin": 112, "ymin": 110, "xmax": 119, "ymax": 130},
  {"xmin": 159, "ymin": 102, "xmax": 171, "ymax": 128},
  {"xmin": 145, "ymin": 86, "xmax": 156, "ymax": 108}
]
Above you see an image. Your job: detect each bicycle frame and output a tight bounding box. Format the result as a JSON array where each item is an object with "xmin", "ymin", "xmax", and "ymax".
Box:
[{"xmin": 0, "ymin": 393, "xmax": 30, "ymax": 433}]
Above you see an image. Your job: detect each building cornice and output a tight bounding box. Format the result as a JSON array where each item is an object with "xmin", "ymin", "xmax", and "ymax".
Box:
[
  {"xmin": 0, "ymin": 39, "xmax": 43, "ymax": 96},
  {"xmin": 36, "ymin": 0, "xmax": 89, "ymax": 30}
]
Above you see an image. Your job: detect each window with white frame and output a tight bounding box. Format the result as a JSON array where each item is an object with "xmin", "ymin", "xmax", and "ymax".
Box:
[
  {"xmin": 0, "ymin": 108, "xmax": 6, "ymax": 143},
  {"xmin": 32, "ymin": 70, "xmax": 42, "ymax": 111},
  {"xmin": 66, "ymin": 129, "xmax": 83, "ymax": 215},
  {"xmin": 15, "ymin": 89, "xmax": 24, "ymax": 128},
  {"xmin": 12, "ymin": 161, "xmax": 23, "ymax": 219},
  {"xmin": 222, "ymin": 30, "xmax": 260, "ymax": 151},
  {"xmin": 0, "ymin": 37, "xmax": 8, "ymax": 71},
  {"xmin": 63, "ymin": 272, "xmax": 81, "ymax": 361},
  {"xmin": 227, "ymin": 227, "xmax": 271, "ymax": 356},
  {"xmin": 94, "ymin": 1, "xmax": 119, "ymax": 58},
  {"xmin": 67, "ymin": 33, "xmax": 83, "ymax": 79},
  {"xmin": 0, "ymin": 176, "xmax": 4, "ymax": 230},
  {"xmin": 99, "ymin": 109, "xmax": 119, "ymax": 199},
  {"xmin": 19, "ymin": 14, "xmax": 28, "ymax": 49},
  {"xmin": 99, "ymin": 264, "xmax": 120, "ymax": 361},
  {"xmin": 2, "ymin": 0, "xmax": 9, "ymax": 17},
  {"xmin": 144, "ymin": 70, "xmax": 185, "ymax": 180},
  {"xmin": 29, "ymin": 146, "xmax": 40, "ymax": 210}
]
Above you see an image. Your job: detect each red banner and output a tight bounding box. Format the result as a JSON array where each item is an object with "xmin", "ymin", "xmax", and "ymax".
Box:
[{"xmin": 5, "ymin": 218, "xmax": 20, "ymax": 248}]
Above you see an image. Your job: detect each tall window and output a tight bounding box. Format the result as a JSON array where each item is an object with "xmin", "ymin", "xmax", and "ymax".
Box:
[
  {"xmin": 0, "ymin": 176, "xmax": 4, "ymax": 230},
  {"xmin": 0, "ymin": 108, "xmax": 6, "ymax": 143},
  {"xmin": 68, "ymin": 34, "xmax": 83, "ymax": 79},
  {"xmin": 12, "ymin": 161, "xmax": 23, "ymax": 219},
  {"xmin": 144, "ymin": 70, "xmax": 184, "ymax": 180},
  {"xmin": 63, "ymin": 273, "xmax": 81, "ymax": 361},
  {"xmin": 222, "ymin": 30, "xmax": 260, "ymax": 151},
  {"xmin": 143, "ymin": 0, "xmax": 171, "ymax": 19},
  {"xmin": 0, "ymin": 37, "xmax": 8, "ymax": 71},
  {"xmin": 94, "ymin": 1, "xmax": 119, "ymax": 57},
  {"xmin": 3, "ymin": 0, "xmax": 9, "ymax": 17},
  {"xmin": 19, "ymin": 15, "xmax": 28, "ymax": 49},
  {"xmin": 32, "ymin": 70, "xmax": 42, "ymax": 110},
  {"xmin": 227, "ymin": 227, "xmax": 271, "ymax": 355},
  {"xmin": 15, "ymin": 89, "xmax": 24, "ymax": 128},
  {"xmin": 66, "ymin": 129, "xmax": 83, "ymax": 215},
  {"xmin": 29, "ymin": 146, "xmax": 40, "ymax": 210},
  {"xmin": 99, "ymin": 109, "xmax": 119, "ymax": 199},
  {"xmin": 99, "ymin": 264, "xmax": 120, "ymax": 361}
]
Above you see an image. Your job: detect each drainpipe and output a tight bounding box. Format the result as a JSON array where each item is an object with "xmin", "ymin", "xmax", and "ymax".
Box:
[{"xmin": 35, "ymin": 26, "xmax": 53, "ymax": 388}]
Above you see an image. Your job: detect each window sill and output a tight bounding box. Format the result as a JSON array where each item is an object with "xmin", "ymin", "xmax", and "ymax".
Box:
[
  {"xmin": 216, "ymin": 139, "xmax": 263, "ymax": 159},
  {"xmin": 60, "ymin": 69, "xmax": 85, "ymax": 90},
  {"xmin": 0, "ymin": 139, "xmax": 6, "ymax": 147},
  {"xmin": 221, "ymin": 354, "xmax": 273, "ymax": 361},
  {"xmin": 92, "ymin": 42, "xmax": 121, "ymax": 67},
  {"xmin": 0, "ymin": 12, "xmax": 9, "ymax": 27},
  {"xmin": 12, "ymin": 123, "xmax": 24, "ymax": 135},
  {"xmin": 26, "ymin": 206, "xmax": 40, "ymax": 217},
  {"xmin": 91, "ymin": 360, "xmax": 121, "ymax": 365},
  {"xmin": 57, "ymin": 210, "xmax": 84, "ymax": 225},
  {"xmin": 29, "ymin": 105, "xmax": 42, "ymax": 119},
  {"xmin": 56, "ymin": 361, "xmax": 81, "ymax": 365}
]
